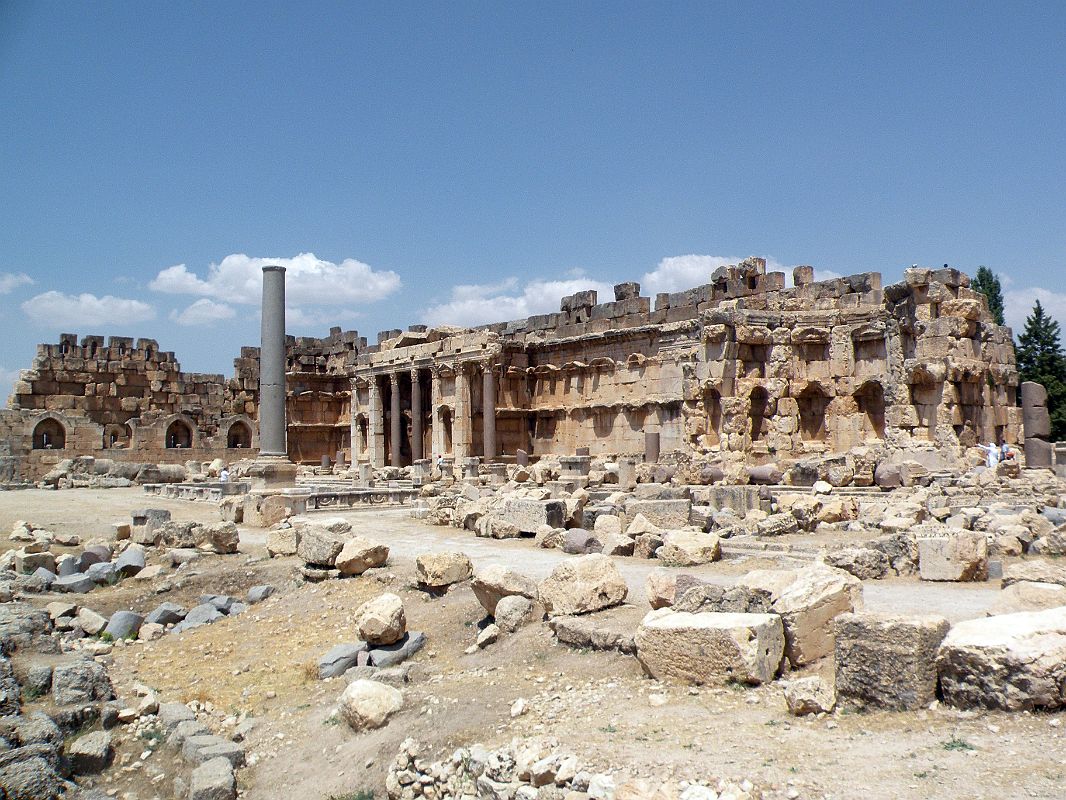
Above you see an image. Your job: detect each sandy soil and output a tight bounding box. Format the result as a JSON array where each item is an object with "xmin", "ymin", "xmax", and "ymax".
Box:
[{"xmin": 2, "ymin": 488, "xmax": 1063, "ymax": 800}]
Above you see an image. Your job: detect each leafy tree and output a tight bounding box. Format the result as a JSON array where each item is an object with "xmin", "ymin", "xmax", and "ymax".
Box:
[
  {"xmin": 1016, "ymin": 299, "xmax": 1066, "ymax": 440},
  {"xmin": 971, "ymin": 266, "xmax": 1005, "ymax": 325}
]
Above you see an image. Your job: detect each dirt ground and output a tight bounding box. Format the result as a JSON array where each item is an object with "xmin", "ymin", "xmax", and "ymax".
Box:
[{"xmin": 2, "ymin": 488, "xmax": 1064, "ymax": 800}]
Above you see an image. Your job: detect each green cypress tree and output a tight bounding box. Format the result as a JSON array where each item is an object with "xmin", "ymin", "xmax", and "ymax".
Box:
[
  {"xmin": 1016, "ymin": 299, "xmax": 1066, "ymax": 440},
  {"xmin": 971, "ymin": 266, "xmax": 1005, "ymax": 325}
]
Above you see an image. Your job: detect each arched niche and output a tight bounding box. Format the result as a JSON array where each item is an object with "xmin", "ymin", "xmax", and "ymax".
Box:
[
  {"xmin": 32, "ymin": 417, "xmax": 67, "ymax": 450},
  {"xmin": 749, "ymin": 387, "xmax": 769, "ymax": 442},
  {"xmin": 226, "ymin": 420, "xmax": 253, "ymax": 449},
  {"xmin": 797, "ymin": 384, "xmax": 830, "ymax": 442},
  {"xmin": 103, "ymin": 423, "xmax": 132, "ymax": 449},
  {"xmin": 854, "ymin": 381, "xmax": 886, "ymax": 439},
  {"xmin": 165, "ymin": 418, "xmax": 194, "ymax": 449}
]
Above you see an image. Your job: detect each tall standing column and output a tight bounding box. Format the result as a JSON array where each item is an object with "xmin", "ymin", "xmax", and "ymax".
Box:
[
  {"xmin": 259, "ymin": 266, "xmax": 287, "ymax": 457},
  {"xmin": 430, "ymin": 368, "xmax": 443, "ymax": 458},
  {"xmin": 411, "ymin": 368, "xmax": 424, "ymax": 461},
  {"xmin": 368, "ymin": 377, "xmax": 384, "ymax": 467},
  {"xmin": 483, "ymin": 361, "xmax": 497, "ymax": 462},
  {"xmin": 390, "ymin": 372, "xmax": 402, "ymax": 467},
  {"xmin": 454, "ymin": 363, "xmax": 471, "ymax": 459}
]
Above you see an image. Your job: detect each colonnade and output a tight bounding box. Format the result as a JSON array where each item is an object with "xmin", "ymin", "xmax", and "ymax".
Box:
[{"xmin": 351, "ymin": 360, "xmax": 497, "ymax": 468}]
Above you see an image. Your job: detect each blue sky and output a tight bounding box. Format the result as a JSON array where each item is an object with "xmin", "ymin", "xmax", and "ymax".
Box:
[{"xmin": 2, "ymin": 2, "xmax": 1065, "ymax": 402}]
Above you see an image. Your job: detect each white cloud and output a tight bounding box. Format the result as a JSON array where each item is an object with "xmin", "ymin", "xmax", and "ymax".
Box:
[
  {"xmin": 0, "ymin": 272, "xmax": 33, "ymax": 294},
  {"xmin": 21, "ymin": 291, "xmax": 156, "ymax": 327},
  {"xmin": 149, "ymin": 252, "xmax": 401, "ymax": 307},
  {"xmin": 0, "ymin": 367, "xmax": 21, "ymax": 409},
  {"xmin": 170, "ymin": 298, "xmax": 237, "ymax": 326},
  {"xmin": 1004, "ymin": 286, "xmax": 1066, "ymax": 334},
  {"xmin": 286, "ymin": 306, "xmax": 361, "ymax": 328},
  {"xmin": 422, "ymin": 275, "xmax": 615, "ymax": 328},
  {"xmin": 640, "ymin": 255, "xmax": 794, "ymax": 295}
]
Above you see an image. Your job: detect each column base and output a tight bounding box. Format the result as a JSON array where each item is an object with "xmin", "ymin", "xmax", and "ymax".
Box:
[{"xmin": 247, "ymin": 455, "xmax": 298, "ymax": 490}]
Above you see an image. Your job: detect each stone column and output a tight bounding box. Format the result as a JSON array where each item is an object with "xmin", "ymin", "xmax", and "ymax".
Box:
[
  {"xmin": 430, "ymin": 369, "xmax": 444, "ymax": 458},
  {"xmin": 482, "ymin": 361, "xmax": 497, "ymax": 462},
  {"xmin": 368, "ymin": 377, "xmax": 384, "ymax": 467},
  {"xmin": 454, "ymin": 363, "xmax": 471, "ymax": 459},
  {"xmin": 390, "ymin": 373, "xmax": 402, "ymax": 468},
  {"xmin": 411, "ymin": 368, "xmax": 424, "ymax": 461},
  {"xmin": 258, "ymin": 266, "xmax": 287, "ymax": 457},
  {"xmin": 349, "ymin": 378, "xmax": 360, "ymax": 464}
]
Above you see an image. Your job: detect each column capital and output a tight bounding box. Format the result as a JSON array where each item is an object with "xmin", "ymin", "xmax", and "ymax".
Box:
[{"xmin": 389, "ymin": 372, "xmax": 400, "ymax": 386}]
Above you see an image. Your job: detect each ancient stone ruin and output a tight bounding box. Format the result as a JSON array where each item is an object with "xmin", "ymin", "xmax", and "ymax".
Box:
[{"xmin": 0, "ymin": 259, "xmax": 1026, "ymax": 484}]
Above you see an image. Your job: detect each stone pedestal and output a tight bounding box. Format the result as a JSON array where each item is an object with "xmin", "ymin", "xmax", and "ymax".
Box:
[
  {"xmin": 438, "ymin": 456, "xmax": 455, "ymax": 485},
  {"xmin": 411, "ymin": 458, "xmax": 431, "ymax": 486},
  {"xmin": 618, "ymin": 457, "xmax": 638, "ymax": 490},
  {"xmin": 247, "ymin": 456, "xmax": 298, "ymax": 490},
  {"xmin": 559, "ymin": 455, "xmax": 591, "ymax": 478},
  {"xmin": 486, "ymin": 463, "xmax": 509, "ymax": 486},
  {"xmin": 516, "ymin": 449, "xmax": 529, "ymax": 467},
  {"xmin": 358, "ymin": 462, "xmax": 374, "ymax": 487},
  {"xmin": 461, "ymin": 456, "xmax": 481, "ymax": 482}
]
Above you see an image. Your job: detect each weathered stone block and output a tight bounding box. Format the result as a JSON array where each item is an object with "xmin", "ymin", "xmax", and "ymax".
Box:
[
  {"xmin": 499, "ymin": 498, "xmax": 566, "ymax": 533},
  {"xmin": 917, "ymin": 532, "xmax": 988, "ymax": 582},
  {"xmin": 624, "ymin": 499, "xmax": 692, "ymax": 529},
  {"xmin": 834, "ymin": 611, "xmax": 949, "ymax": 710},
  {"xmin": 635, "ymin": 609, "xmax": 784, "ymax": 685},
  {"xmin": 937, "ymin": 607, "xmax": 1066, "ymax": 710}
]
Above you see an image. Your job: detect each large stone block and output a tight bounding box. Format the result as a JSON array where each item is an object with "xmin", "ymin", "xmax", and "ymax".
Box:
[
  {"xmin": 538, "ymin": 553, "xmax": 628, "ymax": 617},
  {"xmin": 656, "ymin": 531, "xmax": 721, "ymax": 566},
  {"xmin": 499, "ymin": 498, "xmax": 566, "ymax": 533},
  {"xmin": 917, "ymin": 532, "xmax": 988, "ymax": 581},
  {"xmin": 635, "ymin": 608, "xmax": 784, "ymax": 685},
  {"xmin": 1023, "ymin": 405, "xmax": 1051, "ymax": 438},
  {"xmin": 835, "ymin": 612, "xmax": 949, "ymax": 710},
  {"xmin": 471, "ymin": 565, "xmax": 539, "ymax": 616},
  {"xmin": 937, "ymin": 607, "xmax": 1066, "ymax": 710},
  {"xmin": 1020, "ymin": 381, "xmax": 1047, "ymax": 409},
  {"xmin": 739, "ymin": 565, "xmax": 862, "ymax": 666},
  {"xmin": 624, "ymin": 499, "xmax": 692, "ymax": 529},
  {"xmin": 1024, "ymin": 437, "xmax": 1054, "ymax": 469}
]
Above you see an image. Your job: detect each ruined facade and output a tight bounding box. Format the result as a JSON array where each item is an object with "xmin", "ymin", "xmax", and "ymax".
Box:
[
  {"xmin": 0, "ymin": 259, "xmax": 1021, "ymax": 480},
  {"xmin": 352, "ymin": 260, "xmax": 1020, "ymax": 470}
]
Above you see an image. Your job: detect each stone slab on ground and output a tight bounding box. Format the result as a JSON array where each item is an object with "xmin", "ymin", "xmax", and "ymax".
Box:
[
  {"xmin": 189, "ymin": 756, "xmax": 236, "ymax": 800},
  {"xmin": 548, "ymin": 604, "xmax": 643, "ymax": 654},
  {"xmin": 634, "ymin": 608, "xmax": 784, "ymax": 685}
]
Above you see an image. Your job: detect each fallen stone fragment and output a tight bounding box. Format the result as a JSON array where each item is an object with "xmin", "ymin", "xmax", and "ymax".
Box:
[
  {"xmin": 339, "ymin": 679, "xmax": 403, "ymax": 730},
  {"xmin": 145, "ymin": 602, "xmax": 187, "ymax": 626},
  {"xmin": 656, "ymin": 531, "xmax": 721, "ymax": 566},
  {"xmin": 986, "ymin": 581, "xmax": 1066, "ymax": 616},
  {"xmin": 367, "ymin": 632, "xmax": 426, "ymax": 668},
  {"xmin": 189, "ymin": 756, "xmax": 236, "ymax": 800},
  {"xmin": 53, "ymin": 573, "xmax": 96, "ymax": 594},
  {"xmin": 356, "ymin": 593, "xmax": 406, "ymax": 645},
  {"xmin": 471, "ymin": 565, "xmax": 539, "ymax": 616},
  {"xmin": 538, "ymin": 554, "xmax": 628, "ymax": 617},
  {"xmin": 917, "ymin": 532, "xmax": 988, "ymax": 582},
  {"xmin": 247, "ymin": 584, "xmax": 276, "ymax": 603},
  {"xmin": 549, "ymin": 605, "xmax": 642, "ymax": 654},
  {"xmin": 494, "ymin": 595, "xmax": 534, "ymax": 632},
  {"xmin": 76, "ymin": 607, "xmax": 108, "ymax": 636},
  {"xmin": 102, "ymin": 610, "xmax": 143, "ymax": 640},
  {"xmin": 783, "ymin": 676, "xmax": 836, "ymax": 716},
  {"xmin": 335, "ymin": 536, "xmax": 390, "ymax": 576},
  {"xmin": 66, "ymin": 730, "xmax": 113, "ymax": 773},
  {"xmin": 415, "ymin": 551, "xmax": 473, "ymax": 589},
  {"xmin": 318, "ymin": 642, "xmax": 368, "ymax": 679}
]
